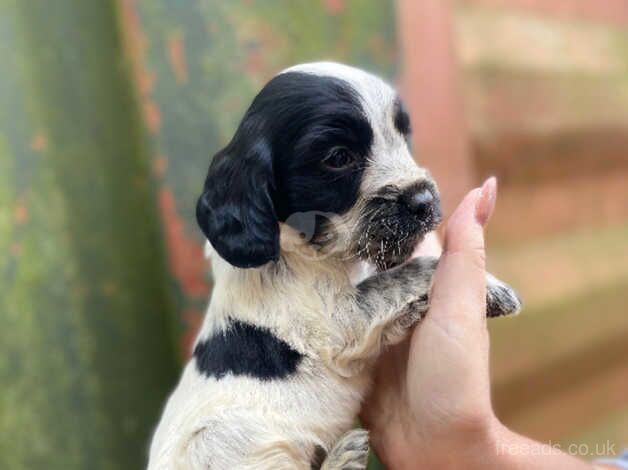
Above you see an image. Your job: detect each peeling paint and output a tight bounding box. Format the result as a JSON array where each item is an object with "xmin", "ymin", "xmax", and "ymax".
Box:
[
  {"xmin": 30, "ymin": 131, "xmax": 47, "ymax": 151},
  {"xmin": 158, "ymin": 187, "xmax": 208, "ymax": 298},
  {"xmin": 143, "ymin": 101, "xmax": 161, "ymax": 134},
  {"xmin": 152, "ymin": 154, "xmax": 168, "ymax": 177},
  {"xmin": 13, "ymin": 198, "xmax": 28, "ymax": 225},
  {"xmin": 322, "ymin": 0, "xmax": 345, "ymax": 15},
  {"xmin": 9, "ymin": 242, "xmax": 22, "ymax": 257},
  {"xmin": 167, "ymin": 32, "xmax": 188, "ymax": 84},
  {"xmin": 118, "ymin": 0, "xmax": 161, "ymax": 135}
]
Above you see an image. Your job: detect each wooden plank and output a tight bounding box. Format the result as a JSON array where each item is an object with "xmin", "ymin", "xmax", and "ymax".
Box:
[
  {"xmin": 496, "ymin": 360, "xmax": 628, "ymax": 442},
  {"xmin": 463, "ymin": 72, "xmax": 628, "ymax": 137},
  {"xmin": 397, "ymin": 0, "xmax": 474, "ymax": 217},
  {"xmin": 458, "ymin": 0, "xmax": 628, "ymax": 26},
  {"xmin": 486, "ymin": 173, "xmax": 628, "ymax": 244},
  {"xmin": 475, "ymin": 130, "xmax": 628, "ymax": 187},
  {"xmin": 456, "ymin": 5, "xmax": 628, "ymax": 76},
  {"xmin": 488, "ymin": 222, "xmax": 628, "ymax": 309},
  {"xmin": 490, "ymin": 279, "xmax": 628, "ymax": 439},
  {"xmin": 454, "ymin": 6, "xmax": 628, "ymax": 136},
  {"xmin": 490, "ymin": 278, "xmax": 628, "ymax": 385}
]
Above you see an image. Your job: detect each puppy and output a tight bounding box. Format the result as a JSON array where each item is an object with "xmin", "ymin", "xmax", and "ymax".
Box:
[{"xmin": 148, "ymin": 62, "xmax": 521, "ymax": 470}]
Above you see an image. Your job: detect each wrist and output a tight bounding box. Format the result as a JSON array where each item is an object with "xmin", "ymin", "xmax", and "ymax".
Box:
[
  {"xmin": 466, "ymin": 423, "xmax": 594, "ymax": 470},
  {"xmin": 380, "ymin": 414, "xmax": 505, "ymax": 470},
  {"xmin": 426, "ymin": 416, "xmax": 507, "ymax": 470},
  {"xmin": 400, "ymin": 420, "xmax": 517, "ymax": 470}
]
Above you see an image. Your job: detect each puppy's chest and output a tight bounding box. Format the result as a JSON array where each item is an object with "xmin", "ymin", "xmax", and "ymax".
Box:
[{"xmin": 182, "ymin": 360, "xmax": 369, "ymax": 429}]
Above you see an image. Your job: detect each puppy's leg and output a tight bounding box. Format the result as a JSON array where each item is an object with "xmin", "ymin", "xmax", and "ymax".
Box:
[
  {"xmin": 318, "ymin": 429, "xmax": 369, "ymax": 470},
  {"xmin": 331, "ymin": 257, "xmax": 521, "ymax": 374},
  {"xmin": 329, "ymin": 257, "xmax": 437, "ymax": 374}
]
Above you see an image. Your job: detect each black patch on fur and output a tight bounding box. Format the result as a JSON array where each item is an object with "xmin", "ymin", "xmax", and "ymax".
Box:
[
  {"xmin": 393, "ymin": 98, "xmax": 411, "ymax": 136},
  {"xmin": 197, "ymin": 71, "xmax": 373, "ymax": 268},
  {"xmin": 196, "ymin": 139, "xmax": 278, "ymax": 268},
  {"xmin": 193, "ymin": 320, "xmax": 303, "ymax": 380},
  {"xmin": 310, "ymin": 445, "xmax": 327, "ymax": 470}
]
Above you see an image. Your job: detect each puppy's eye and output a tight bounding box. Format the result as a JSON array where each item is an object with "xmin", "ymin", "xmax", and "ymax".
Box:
[{"xmin": 322, "ymin": 148, "xmax": 355, "ymax": 170}]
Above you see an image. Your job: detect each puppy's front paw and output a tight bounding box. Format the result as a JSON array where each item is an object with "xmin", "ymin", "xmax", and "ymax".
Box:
[
  {"xmin": 382, "ymin": 297, "xmax": 429, "ymax": 346},
  {"xmin": 321, "ymin": 428, "xmax": 369, "ymax": 470},
  {"xmin": 486, "ymin": 273, "xmax": 522, "ymax": 317},
  {"xmin": 397, "ymin": 297, "xmax": 429, "ymax": 328}
]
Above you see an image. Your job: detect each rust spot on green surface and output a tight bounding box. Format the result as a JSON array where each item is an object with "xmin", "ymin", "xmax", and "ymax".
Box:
[
  {"xmin": 152, "ymin": 154, "xmax": 168, "ymax": 177},
  {"xmin": 143, "ymin": 101, "xmax": 161, "ymax": 134},
  {"xmin": 167, "ymin": 32, "xmax": 188, "ymax": 84},
  {"xmin": 9, "ymin": 242, "xmax": 22, "ymax": 257},
  {"xmin": 119, "ymin": 0, "xmax": 161, "ymax": 134},
  {"xmin": 244, "ymin": 46, "xmax": 265, "ymax": 76},
  {"xmin": 322, "ymin": 0, "xmax": 345, "ymax": 15},
  {"xmin": 101, "ymin": 281, "xmax": 118, "ymax": 296},
  {"xmin": 13, "ymin": 198, "xmax": 28, "ymax": 225},
  {"xmin": 158, "ymin": 187, "xmax": 208, "ymax": 298},
  {"xmin": 29, "ymin": 131, "xmax": 47, "ymax": 151}
]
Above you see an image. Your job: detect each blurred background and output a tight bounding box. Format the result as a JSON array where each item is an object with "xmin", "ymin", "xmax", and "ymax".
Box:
[{"xmin": 1, "ymin": 0, "xmax": 627, "ymax": 468}]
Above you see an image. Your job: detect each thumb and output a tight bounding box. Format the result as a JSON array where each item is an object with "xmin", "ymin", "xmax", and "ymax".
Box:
[{"xmin": 428, "ymin": 177, "xmax": 497, "ymax": 326}]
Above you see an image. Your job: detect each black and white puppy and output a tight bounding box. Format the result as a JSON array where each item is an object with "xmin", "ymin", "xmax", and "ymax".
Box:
[{"xmin": 148, "ymin": 62, "xmax": 521, "ymax": 470}]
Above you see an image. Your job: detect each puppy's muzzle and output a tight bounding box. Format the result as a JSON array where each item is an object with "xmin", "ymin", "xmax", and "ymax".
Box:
[{"xmin": 399, "ymin": 181, "xmax": 441, "ymax": 231}]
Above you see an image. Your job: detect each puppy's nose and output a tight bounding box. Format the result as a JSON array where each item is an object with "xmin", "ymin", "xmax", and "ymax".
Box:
[{"xmin": 403, "ymin": 187, "xmax": 435, "ymax": 217}]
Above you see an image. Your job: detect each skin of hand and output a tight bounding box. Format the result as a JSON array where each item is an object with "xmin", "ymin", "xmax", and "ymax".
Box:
[{"xmin": 360, "ymin": 178, "xmax": 594, "ymax": 470}]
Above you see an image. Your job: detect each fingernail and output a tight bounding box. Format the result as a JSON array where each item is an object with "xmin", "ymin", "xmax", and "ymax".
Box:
[{"xmin": 475, "ymin": 176, "xmax": 497, "ymax": 226}]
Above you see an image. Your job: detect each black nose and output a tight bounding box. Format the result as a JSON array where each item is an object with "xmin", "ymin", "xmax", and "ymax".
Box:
[{"xmin": 403, "ymin": 187, "xmax": 435, "ymax": 217}]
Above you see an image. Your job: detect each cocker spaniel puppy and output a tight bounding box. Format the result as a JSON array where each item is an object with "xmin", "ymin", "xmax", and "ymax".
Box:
[{"xmin": 149, "ymin": 62, "xmax": 521, "ymax": 470}]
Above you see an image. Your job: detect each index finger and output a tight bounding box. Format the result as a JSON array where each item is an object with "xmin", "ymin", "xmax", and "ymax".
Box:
[{"xmin": 428, "ymin": 177, "xmax": 497, "ymax": 329}]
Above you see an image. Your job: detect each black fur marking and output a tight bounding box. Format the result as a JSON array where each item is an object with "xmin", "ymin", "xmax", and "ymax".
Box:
[
  {"xmin": 393, "ymin": 98, "xmax": 411, "ymax": 136},
  {"xmin": 193, "ymin": 320, "xmax": 303, "ymax": 380},
  {"xmin": 310, "ymin": 445, "xmax": 327, "ymax": 470},
  {"xmin": 196, "ymin": 139, "xmax": 278, "ymax": 268},
  {"xmin": 197, "ymin": 71, "xmax": 373, "ymax": 268}
]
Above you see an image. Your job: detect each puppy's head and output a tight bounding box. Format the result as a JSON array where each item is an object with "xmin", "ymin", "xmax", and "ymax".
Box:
[{"xmin": 197, "ymin": 62, "xmax": 441, "ymax": 270}]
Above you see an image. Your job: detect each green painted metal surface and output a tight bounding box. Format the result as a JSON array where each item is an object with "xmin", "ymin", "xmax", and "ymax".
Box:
[{"xmin": 0, "ymin": 1, "xmax": 179, "ymax": 468}]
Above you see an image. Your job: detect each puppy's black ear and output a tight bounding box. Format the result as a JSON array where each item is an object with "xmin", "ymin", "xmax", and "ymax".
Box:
[{"xmin": 196, "ymin": 139, "xmax": 279, "ymax": 268}]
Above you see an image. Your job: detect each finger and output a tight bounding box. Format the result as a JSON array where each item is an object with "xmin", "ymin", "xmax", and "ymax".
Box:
[
  {"xmin": 428, "ymin": 177, "xmax": 497, "ymax": 326},
  {"xmin": 444, "ymin": 176, "xmax": 496, "ymax": 256},
  {"xmin": 411, "ymin": 231, "xmax": 442, "ymax": 258}
]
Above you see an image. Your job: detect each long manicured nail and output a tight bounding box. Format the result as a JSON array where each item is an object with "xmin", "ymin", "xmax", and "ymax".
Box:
[{"xmin": 475, "ymin": 176, "xmax": 497, "ymax": 226}]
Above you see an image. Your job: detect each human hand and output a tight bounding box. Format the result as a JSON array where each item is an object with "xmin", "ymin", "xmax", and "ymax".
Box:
[
  {"xmin": 360, "ymin": 177, "xmax": 498, "ymax": 468},
  {"xmin": 360, "ymin": 178, "xmax": 593, "ymax": 470}
]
